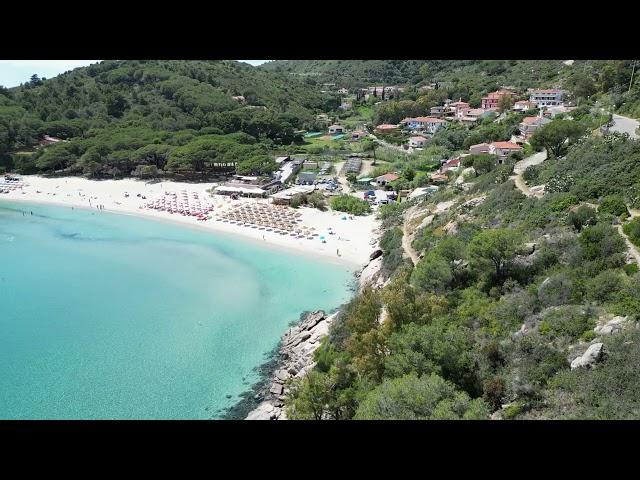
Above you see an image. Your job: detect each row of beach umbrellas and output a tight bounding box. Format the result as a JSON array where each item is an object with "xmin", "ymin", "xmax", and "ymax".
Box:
[{"xmin": 143, "ymin": 190, "xmax": 214, "ymax": 221}]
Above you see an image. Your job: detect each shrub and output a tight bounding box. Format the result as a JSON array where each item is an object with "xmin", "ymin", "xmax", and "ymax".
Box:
[
  {"xmin": 537, "ymin": 273, "xmax": 573, "ymax": 307},
  {"xmin": 599, "ymin": 195, "xmax": 628, "ymax": 217},
  {"xmin": 548, "ymin": 193, "xmax": 578, "ymax": 212},
  {"xmin": 354, "ymin": 373, "xmax": 490, "ymax": 420},
  {"xmin": 330, "ymin": 194, "xmax": 371, "ymax": 215},
  {"xmin": 539, "ymin": 305, "xmax": 596, "ymax": 341},
  {"xmin": 585, "ymin": 269, "xmax": 627, "ymax": 303},
  {"xmin": 568, "ymin": 205, "xmax": 597, "ymax": 232},
  {"xmin": 623, "ymin": 217, "xmax": 640, "ymax": 247},
  {"xmin": 502, "ymin": 402, "xmax": 523, "ymax": 420}
]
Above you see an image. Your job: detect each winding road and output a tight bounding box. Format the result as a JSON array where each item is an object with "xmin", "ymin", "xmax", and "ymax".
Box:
[
  {"xmin": 510, "ymin": 150, "xmax": 548, "ymax": 197},
  {"xmin": 610, "ymin": 114, "xmax": 640, "ymax": 139}
]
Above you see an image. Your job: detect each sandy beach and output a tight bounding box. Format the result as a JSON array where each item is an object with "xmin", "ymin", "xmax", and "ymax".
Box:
[{"xmin": 1, "ymin": 175, "xmax": 380, "ymax": 268}]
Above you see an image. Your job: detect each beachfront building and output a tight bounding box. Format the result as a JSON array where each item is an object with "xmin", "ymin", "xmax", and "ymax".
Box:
[
  {"xmin": 529, "ymin": 89, "xmax": 564, "ymax": 107},
  {"xmin": 271, "ymin": 185, "xmax": 316, "ymax": 205},
  {"xmin": 329, "ymin": 124, "xmax": 345, "ymax": 134},
  {"xmin": 214, "ymin": 183, "xmax": 267, "ymax": 198}
]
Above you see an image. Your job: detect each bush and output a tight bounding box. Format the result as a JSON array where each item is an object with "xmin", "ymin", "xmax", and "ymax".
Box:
[
  {"xmin": 539, "ymin": 305, "xmax": 596, "ymax": 341},
  {"xmin": 522, "ymin": 164, "xmax": 542, "ymax": 184},
  {"xmin": 537, "ymin": 273, "xmax": 573, "ymax": 307},
  {"xmin": 354, "ymin": 373, "xmax": 490, "ymax": 420},
  {"xmin": 502, "ymin": 402, "xmax": 523, "ymax": 420},
  {"xmin": 568, "ymin": 205, "xmax": 597, "ymax": 232},
  {"xmin": 330, "ymin": 194, "xmax": 371, "ymax": 215},
  {"xmin": 548, "ymin": 193, "xmax": 578, "ymax": 212},
  {"xmin": 586, "ymin": 269, "xmax": 627, "ymax": 303},
  {"xmin": 599, "ymin": 195, "xmax": 628, "ymax": 217},
  {"xmin": 623, "ymin": 217, "xmax": 640, "ymax": 247}
]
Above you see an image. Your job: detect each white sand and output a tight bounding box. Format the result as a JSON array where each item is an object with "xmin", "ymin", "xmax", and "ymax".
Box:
[{"xmin": 2, "ymin": 175, "xmax": 380, "ymax": 268}]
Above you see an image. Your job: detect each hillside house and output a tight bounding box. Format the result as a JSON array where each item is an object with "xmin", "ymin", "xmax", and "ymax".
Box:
[
  {"xmin": 328, "ymin": 124, "xmax": 345, "ymax": 134},
  {"xmin": 441, "ymin": 158, "xmax": 461, "ymax": 173},
  {"xmin": 430, "ymin": 106, "xmax": 445, "ymax": 117},
  {"xmin": 351, "ymin": 130, "xmax": 368, "ymax": 140},
  {"xmin": 519, "ymin": 115, "xmax": 551, "ymax": 138},
  {"xmin": 481, "ymin": 90, "xmax": 514, "ymax": 110},
  {"xmin": 448, "ymin": 100, "xmax": 471, "ymax": 118},
  {"xmin": 375, "ymin": 124, "xmax": 400, "ymax": 134},
  {"xmin": 489, "ymin": 141, "xmax": 522, "ymax": 160},
  {"xmin": 469, "ymin": 143, "xmax": 491, "ymax": 155},
  {"xmin": 408, "ymin": 136, "xmax": 427, "ymax": 148},
  {"xmin": 401, "ymin": 117, "xmax": 447, "ymax": 134},
  {"xmin": 529, "ymin": 89, "xmax": 564, "ymax": 107},
  {"xmin": 513, "ymin": 100, "xmax": 537, "ymax": 112},
  {"xmin": 375, "ymin": 173, "xmax": 399, "ymax": 187}
]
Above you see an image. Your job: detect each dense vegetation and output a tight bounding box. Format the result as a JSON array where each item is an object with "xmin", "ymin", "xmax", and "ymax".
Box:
[
  {"xmin": 286, "ymin": 123, "xmax": 640, "ymax": 420},
  {"xmin": 0, "ymin": 60, "xmax": 339, "ymax": 177},
  {"xmin": 263, "ymin": 60, "xmax": 640, "ymax": 116}
]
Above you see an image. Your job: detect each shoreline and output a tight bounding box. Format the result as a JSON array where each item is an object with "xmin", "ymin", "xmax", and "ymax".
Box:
[
  {"xmin": 2, "ymin": 174, "xmax": 384, "ymax": 420},
  {"xmin": 1, "ymin": 175, "xmax": 380, "ymax": 268},
  {"xmin": 242, "ymin": 251, "xmax": 385, "ymax": 420},
  {"xmin": 1, "ymin": 195, "xmax": 361, "ymax": 269}
]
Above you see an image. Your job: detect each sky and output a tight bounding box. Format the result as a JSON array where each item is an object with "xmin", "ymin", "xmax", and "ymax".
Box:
[{"xmin": 0, "ymin": 60, "xmax": 271, "ymax": 87}]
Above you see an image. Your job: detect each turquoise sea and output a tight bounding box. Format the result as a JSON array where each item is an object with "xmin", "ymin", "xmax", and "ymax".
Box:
[{"xmin": 0, "ymin": 200, "xmax": 354, "ymax": 419}]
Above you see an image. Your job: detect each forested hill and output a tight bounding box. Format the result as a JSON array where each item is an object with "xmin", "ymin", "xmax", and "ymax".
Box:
[
  {"xmin": 0, "ymin": 60, "xmax": 339, "ymax": 177},
  {"xmin": 263, "ymin": 60, "xmax": 638, "ymax": 110}
]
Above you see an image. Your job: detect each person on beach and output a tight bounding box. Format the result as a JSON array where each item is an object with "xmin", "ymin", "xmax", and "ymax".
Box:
[{"xmin": 336, "ymin": 249, "xmax": 340, "ymax": 256}]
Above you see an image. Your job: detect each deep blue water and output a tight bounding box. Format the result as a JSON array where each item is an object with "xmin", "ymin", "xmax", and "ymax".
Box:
[{"xmin": 0, "ymin": 201, "xmax": 353, "ymax": 419}]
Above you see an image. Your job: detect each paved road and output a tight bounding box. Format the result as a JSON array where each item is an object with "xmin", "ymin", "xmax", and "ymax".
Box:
[{"xmin": 610, "ymin": 114, "xmax": 639, "ymax": 139}]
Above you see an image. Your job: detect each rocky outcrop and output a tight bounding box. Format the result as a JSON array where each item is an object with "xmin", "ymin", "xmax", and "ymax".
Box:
[
  {"xmin": 594, "ymin": 316, "xmax": 628, "ymax": 336},
  {"xmin": 357, "ymin": 255, "xmax": 385, "ymax": 292},
  {"xmin": 570, "ymin": 342, "xmax": 606, "ymax": 370},
  {"xmin": 245, "ymin": 253, "xmax": 388, "ymax": 420},
  {"xmin": 245, "ymin": 310, "xmax": 337, "ymax": 420}
]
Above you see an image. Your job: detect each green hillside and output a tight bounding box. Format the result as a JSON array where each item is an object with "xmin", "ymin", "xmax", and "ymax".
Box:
[{"xmin": 0, "ymin": 60, "xmax": 339, "ymax": 177}]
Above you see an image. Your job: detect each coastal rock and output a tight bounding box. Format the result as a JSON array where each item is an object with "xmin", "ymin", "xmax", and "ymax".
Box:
[
  {"xmin": 571, "ymin": 343, "xmax": 606, "ymax": 370},
  {"xmin": 245, "ymin": 303, "xmax": 356, "ymax": 419},
  {"xmin": 246, "ymin": 402, "xmax": 276, "ymax": 421},
  {"xmin": 270, "ymin": 383, "xmax": 283, "ymax": 396},
  {"xmin": 369, "ymin": 249, "xmax": 383, "ymax": 261}
]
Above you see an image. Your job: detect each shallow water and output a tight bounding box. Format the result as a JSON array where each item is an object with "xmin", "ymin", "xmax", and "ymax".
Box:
[{"xmin": 0, "ymin": 201, "xmax": 353, "ymax": 419}]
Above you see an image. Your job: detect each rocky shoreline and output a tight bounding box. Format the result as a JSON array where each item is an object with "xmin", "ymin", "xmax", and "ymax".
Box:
[{"xmin": 245, "ymin": 249, "xmax": 384, "ymax": 420}]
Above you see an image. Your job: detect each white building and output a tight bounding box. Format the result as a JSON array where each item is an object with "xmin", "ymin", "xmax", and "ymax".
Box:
[{"xmin": 529, "ymin": 89, "xmax": 564, "ymax": 107}]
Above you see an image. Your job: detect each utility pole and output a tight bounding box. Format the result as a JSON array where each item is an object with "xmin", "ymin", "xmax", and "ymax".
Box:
[{"xmin": 629, "ymin": 60, "xmax": 637, "ymax": 94}]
